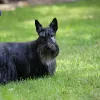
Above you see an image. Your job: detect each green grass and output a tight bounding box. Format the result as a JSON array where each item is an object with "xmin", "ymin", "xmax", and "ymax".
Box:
[{"xmin": 0, "ymin": 0, "xmax": 100, "ymax": 99}]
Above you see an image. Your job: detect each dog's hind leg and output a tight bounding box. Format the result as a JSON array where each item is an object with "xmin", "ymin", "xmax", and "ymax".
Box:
[
  {"xmin": 7, "ymin": 58, "xmax": 18, "ymax": 82},
  {"xmin": 0, "ymin": 67, "xmax": 8, "ymax": 84},
  {"xmin": 0, "ymin": 59, "xmax": 18, "ymax": 84}
]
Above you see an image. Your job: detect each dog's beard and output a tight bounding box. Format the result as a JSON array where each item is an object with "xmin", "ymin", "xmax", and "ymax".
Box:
[{"xmin": 37, "ymin": 43, "xmax": 59, "ymax": 66}]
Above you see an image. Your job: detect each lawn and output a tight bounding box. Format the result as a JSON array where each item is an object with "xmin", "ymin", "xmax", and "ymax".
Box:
[{"xmin": 0, "ymin": 0, "xmax": 100, "ymax": 100}]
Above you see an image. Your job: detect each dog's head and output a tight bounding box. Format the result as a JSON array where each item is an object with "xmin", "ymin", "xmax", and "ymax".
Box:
[{"xmin": 35, "ymin": 18, "xmax": 59, "ymax": 64}]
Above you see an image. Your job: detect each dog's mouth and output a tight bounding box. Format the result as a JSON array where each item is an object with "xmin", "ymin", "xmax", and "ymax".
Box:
[{"xmin": 37, "ymin": 43, "xmax": 59, "ymax": 65}]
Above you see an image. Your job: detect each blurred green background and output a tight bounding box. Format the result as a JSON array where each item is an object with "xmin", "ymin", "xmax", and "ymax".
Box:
[{"xmin": 0, "ymin": 0, "xmax": 100, "ymax": 100}]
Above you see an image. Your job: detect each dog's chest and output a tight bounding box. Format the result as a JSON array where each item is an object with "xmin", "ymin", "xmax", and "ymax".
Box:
[
  {"xmin": 42, "ymin": 58, "xmax": 55, "ymax": 67},
  {"xmin": 45, "ymin": 59, "xmax": 54, "ymax": 66}
]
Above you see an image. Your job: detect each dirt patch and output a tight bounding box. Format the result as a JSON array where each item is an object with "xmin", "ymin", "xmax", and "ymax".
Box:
[
  {"xmin": 27, "ymin": 0, "xmax": 77, "ymax": 5},
  {"xmin": 0, "ymin": 1, "xmax": 28, "ymax": 11},
  {"xmin": 0, "ymin": 0, "xmax": 77, "ymax": 11}
]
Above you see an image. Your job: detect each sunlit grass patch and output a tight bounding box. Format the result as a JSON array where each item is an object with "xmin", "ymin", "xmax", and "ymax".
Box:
[{"xmin": 0, "ymin": 0, "xmax": 100, "ymax": 100}]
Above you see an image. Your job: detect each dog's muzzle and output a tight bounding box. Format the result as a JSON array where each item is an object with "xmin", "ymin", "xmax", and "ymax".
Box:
[{"xmin": 37, "ymin": 43, "xmax": 59, "ymax": 61}]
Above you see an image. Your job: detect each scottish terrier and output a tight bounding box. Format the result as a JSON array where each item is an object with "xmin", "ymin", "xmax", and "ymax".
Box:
[{"xmin": 0, "ymin": 18, "xmax": 59, "ymax": 84}]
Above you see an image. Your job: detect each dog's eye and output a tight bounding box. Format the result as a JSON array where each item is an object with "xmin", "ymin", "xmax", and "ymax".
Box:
[
  {"xmin": 40, "ymin": 36, "xmax": 45, "ymax": 39},
  {"xmin": 39, "ymin": 32, "xmax": 45, "ymax": 37},
  {"xmin": 48, "ymin": 33, "xmax": 53, "ymax": 37},
  {"xmin": 51, "ymin": 34, "xmax": 53, "ymax": 37}
]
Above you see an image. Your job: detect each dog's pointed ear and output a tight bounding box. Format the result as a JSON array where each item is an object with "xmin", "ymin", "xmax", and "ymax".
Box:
[
  {"xmin": 49, "ymin": 18, "xmax": 58, "ymax": 32},
  {"xmin": 35, "ymin": 20, "xmax": 43, "ymax": 33}
]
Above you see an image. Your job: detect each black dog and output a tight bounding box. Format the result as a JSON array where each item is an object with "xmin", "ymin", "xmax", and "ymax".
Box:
[{"xmin": 0, "ymin": 18, "xmax": 59, "ymax": 84}]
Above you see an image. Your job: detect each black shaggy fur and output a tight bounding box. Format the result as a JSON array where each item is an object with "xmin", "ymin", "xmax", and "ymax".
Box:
[{"xmin": 0, "ymin": 18, "xmax": 59, "ymax": 84}]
